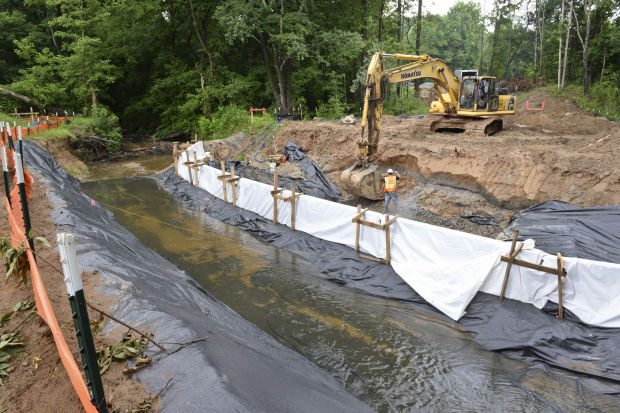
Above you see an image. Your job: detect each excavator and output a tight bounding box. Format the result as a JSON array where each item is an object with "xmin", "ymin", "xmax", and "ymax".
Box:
[{"xmin": 340, "ymin": 52, "xmax": 517, "ymax": 199}]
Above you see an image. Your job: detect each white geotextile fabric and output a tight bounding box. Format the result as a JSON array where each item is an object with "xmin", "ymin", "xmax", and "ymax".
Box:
[{"xmin": 177, "ymin": 143, "xmax": 620, "ymax": 327}]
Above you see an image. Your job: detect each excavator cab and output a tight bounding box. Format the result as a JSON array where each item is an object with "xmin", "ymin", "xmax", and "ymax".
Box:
[{"xmin": 459, "ymin": 77, "xmax": 500, "ymax": 112}]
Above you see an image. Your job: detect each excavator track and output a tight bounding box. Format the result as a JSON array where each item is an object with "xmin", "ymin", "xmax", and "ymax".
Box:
[{"xmin": 421, "ymin": 114, "xmax": 503, "ymax": 136}]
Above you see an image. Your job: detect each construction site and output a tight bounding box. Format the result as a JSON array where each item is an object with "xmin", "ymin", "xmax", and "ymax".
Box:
[{"xmin": 2, "ymin": 90, "xmax": 620, "ymax": 413}]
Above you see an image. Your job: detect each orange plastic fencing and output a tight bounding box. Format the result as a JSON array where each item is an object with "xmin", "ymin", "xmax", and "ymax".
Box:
[{"xmin": 2, "ymin": 125, "xmax": 97, "ymax": 413}]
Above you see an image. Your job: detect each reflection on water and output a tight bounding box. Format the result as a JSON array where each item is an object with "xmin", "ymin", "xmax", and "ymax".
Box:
[{"xmin": 83, "ymin": 178, "xmax": 620, "ymax": 412}]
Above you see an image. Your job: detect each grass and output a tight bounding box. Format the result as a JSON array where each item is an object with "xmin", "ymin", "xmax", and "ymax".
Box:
[{"xmin": 536, "ymin": 84, "xmax": 620, "ymax": 121}]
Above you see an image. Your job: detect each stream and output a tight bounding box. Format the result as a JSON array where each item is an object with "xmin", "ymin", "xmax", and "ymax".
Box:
[{"xmin": 81, "ymin": 157, "xmax": 620, "ymax": 412}]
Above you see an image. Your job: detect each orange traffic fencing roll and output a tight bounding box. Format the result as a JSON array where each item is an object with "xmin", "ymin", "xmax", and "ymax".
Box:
[{"xmin": 3, "ymin": 132, "xmax": 97, "ymax": 412}]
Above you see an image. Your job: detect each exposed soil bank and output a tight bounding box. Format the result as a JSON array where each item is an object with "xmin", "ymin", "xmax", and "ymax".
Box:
[{"xmin": 204, "ymin": 90, "xmax": 619, "ymax": 236}]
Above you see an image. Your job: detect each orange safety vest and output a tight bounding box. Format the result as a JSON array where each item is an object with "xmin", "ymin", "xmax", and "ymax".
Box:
[{"xmin": 384, "ymin": 175, "xmax": 397, "ymax": 192}]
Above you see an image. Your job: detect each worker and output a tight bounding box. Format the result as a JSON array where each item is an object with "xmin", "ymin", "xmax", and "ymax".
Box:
[{"xmin": 381, "ymin": 169, "xmax": 400, "ymax": 213}]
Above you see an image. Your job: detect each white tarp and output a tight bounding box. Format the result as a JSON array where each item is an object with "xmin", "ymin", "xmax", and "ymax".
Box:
[{"xmin": 177, "ymin": 143, "xmax": 620, "ymax": 327}]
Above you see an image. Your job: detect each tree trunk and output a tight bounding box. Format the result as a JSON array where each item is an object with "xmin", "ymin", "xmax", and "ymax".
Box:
[
  {"xmin": 258, "ymin": 35, "xmax": 281, "ymax": 110},
  {"xmin": 572, "ymin": 0, "xmax": 592, "ymax": 94},
  {"xmin": 188, "ymin": 0, "xmax": 214, "ymax": 85},
  {"xmin": 416, "ymin": 0, "xmax": 422, "ymax": 54},
  {"xmin": 561, "ymin": 0, "xmax": 573, "ymax": 89},
  {"xmin": 378, "ymin": 1, "xmax": 385, "ymax": 42},
  {"xmin": 600, "ymin": 48, "xmax": 606, "ymax": 85},
  {"xmin": 415, "ymin": 0, "xmax": 422, "ymax": 95},
  {"xmin": 397, "ymin": 0, "xmax": 403, "ymax": 43},
  {"xmin": 361, "ymin": 0, "xmax": 368, "ymax": 63},
  {"xmin": 488, "ymin": 15, "xmax": 502, "ymax": 73},
  {"xmin": 539, "ymin": 6, "xmax": 545, "ymax": 80},
  {"xmin": 533, "ymin": 0, "xmax": 538, "ymax": 83},
  {"xmin": 557, "ymin": 0, "xmax": 564, "ymax": 89},
  {"xmin": 45, "ymin": 5, "xmax": 61, "ymax": 54},
  {"xmin": 0, "ymin": 87, "xmax": 41, "ymax": 108},
  {"xmin": 91, "ymin": 86, "xmax": 97, "ymax": 112}
]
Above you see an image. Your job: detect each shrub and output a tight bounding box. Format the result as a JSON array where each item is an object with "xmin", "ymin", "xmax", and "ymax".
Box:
[{"xmin": 90, "ymin": 107, "xmax": 122, "ymax": 151}]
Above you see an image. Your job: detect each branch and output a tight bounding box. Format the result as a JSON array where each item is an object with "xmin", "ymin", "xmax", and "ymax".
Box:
[
  {"xmin": 0, "ymin": 87, "xmax": 41, "ymax": 108},
  {"xmin": 188, "ymin": 0, "xmax": 210, "ymax": 54},
  {"xmin": 87, "ymin": 301, "xmax": 166, "ymax": 352},
  {"xmin": 572, "ymin": 6, "xmax": 585, "ymax": 49}
]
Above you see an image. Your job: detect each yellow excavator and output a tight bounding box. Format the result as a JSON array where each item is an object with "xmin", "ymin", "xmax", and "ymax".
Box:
[{"xmin": 340, "ymin": 52, "xmax": 516, "ymax": 199}]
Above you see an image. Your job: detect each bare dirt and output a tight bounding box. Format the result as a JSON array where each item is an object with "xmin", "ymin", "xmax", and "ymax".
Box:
[
  {"xmin": 205, "ymin": 89, "xmax": 620, "ymax": 237},
  {"xmin": 0, "ymin": 176, "xmax": 159, "ymax": 412}
]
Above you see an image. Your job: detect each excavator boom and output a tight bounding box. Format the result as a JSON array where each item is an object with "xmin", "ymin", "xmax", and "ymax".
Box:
[{"xmin": 341, "ymin": 52, "xmax": 516, "ymax": 200}]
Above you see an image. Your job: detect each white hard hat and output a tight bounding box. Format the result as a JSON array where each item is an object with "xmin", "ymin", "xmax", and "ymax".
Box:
[{"xmin": 387, "ymin": 169, "xmax": 393, "ymax": 174}]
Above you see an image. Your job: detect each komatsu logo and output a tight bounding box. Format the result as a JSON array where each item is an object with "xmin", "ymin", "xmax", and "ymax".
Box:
[{"xmin": 401, "ymin": 71, "xmax": 421, "ymax": 79}]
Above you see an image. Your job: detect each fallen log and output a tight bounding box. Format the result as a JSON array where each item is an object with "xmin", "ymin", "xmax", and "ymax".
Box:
[{"xmin": 0, "ymin": 87, "xmax": 41, "ymax": 108}]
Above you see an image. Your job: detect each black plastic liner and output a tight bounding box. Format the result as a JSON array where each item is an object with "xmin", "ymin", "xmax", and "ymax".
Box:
[
  {"xmin": 505, "ymin": 200, "xmax": 620, "ymax": 264},
  {"xmin": 209, "ymin": 142, "xmax": 342, "ymax": 202},
  {"xmin": 22, "ymin": 140, "xmax": 372, "ymax": 413},
  {"xmin": 154, "ymin": 166, "xmax": 620, "ymax": 385}
]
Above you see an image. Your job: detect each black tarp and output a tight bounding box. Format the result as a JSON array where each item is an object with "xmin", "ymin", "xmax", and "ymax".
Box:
[
  {"xmin": 209, "ymin": 142, "xmax": 342, "ymax": 203},
  {"xmin": 21, "ymin": 140, "xmax": 373, "ymax": 413},
  {"xmin": 154, "ymin": 166, "xmax": 620, "ymax": 386},
  {"xmin": 505, "ymin": 200, "xmax": 620, "ymax": 264}
]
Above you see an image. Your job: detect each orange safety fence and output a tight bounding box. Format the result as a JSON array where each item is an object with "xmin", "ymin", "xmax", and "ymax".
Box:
[
  {"xmin": 3, "ymin": 116, "xmax": 68, "ymax": 138},
  {"xmin": 2, "ymin": 134, "xmax": 97, "ymax": 412}
]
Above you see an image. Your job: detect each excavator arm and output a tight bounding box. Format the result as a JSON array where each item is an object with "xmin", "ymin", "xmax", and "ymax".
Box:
[{"xmin": 358, "ymin": 53, "xmax": 461, "ymax": 161}]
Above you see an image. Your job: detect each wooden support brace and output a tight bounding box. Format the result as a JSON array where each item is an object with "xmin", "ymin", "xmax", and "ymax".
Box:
[
  {"xmin": 499, "ymin": 228, "xmax": 520, "ymax": 301},
  {"xmin": 193, "ymin": 152, "xmax": 199, "ymax": 187},
  {"xmin": 498, "ymin": 228, "xmax": 568, "ymax": 318},
  {"xmin": 355, "ymin": 205, "xmax": 361, "ymax": 252},
  {"xmin": 231, "ymin": 165, "xmax": 237, "ymax": 206},
  {"xmin": 557, "ymin": 253, "xmax": 565, "ymax": 319},
  {"xmin": 273, "ymin": 173, "xmax": 279, "ymax": 224},
  {"xmin": 215, "ymin": 161, "xmax": 240, "ymax": 205},
  {"xmin": 352, "ymin": 206, "xmax": 397, "ymax": 264},
  {"xmin": 185, "ymin": 151, "xmax": 193, "ymax": 185},
  {"xmin": 270, "ymin": 174, "xmax": 303, "ymax": 229}
]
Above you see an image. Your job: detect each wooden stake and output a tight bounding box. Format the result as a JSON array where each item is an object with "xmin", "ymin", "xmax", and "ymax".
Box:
[
  {"xmin": 557, "ymin": 253, "xmax": 564, "ymax": 319},
  {"xmin": 291, "ymin": 182, "xmax": 296, "ymax": 231},
  {"xmin": 221, "ymin": 161, "xmax": 227, "ymax": 202},
  {"xmin": 173, "ymin": 142, "xmax": 179, "ymax": 177},
  {"xmin": 355, "ymin": 205, "xmax": 361, "ymax": 252},
  {"xmin": 193, "ymin": 152, "xmax": 199, "ymax": 187},
  {"xmin": 273, "ymin": 173, "xmax": 278, "ymax": 224},
  {"xmin": 231, "ymin": 165, "xmax": 237, "ymax": 206},
  {"xmin": 499, "ymin": 228, "xmax": 520, "ymax": 301},
  {"xmin": 385, "ymin": 214, "xmax": 391, "ymax": 264},
  {"xmin": 185, "ymin": 151, "xmax": 193, "ymax": 185}
]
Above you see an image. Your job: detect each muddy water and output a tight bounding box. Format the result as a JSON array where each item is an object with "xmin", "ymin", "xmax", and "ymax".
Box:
[
  {"xmin": 83, "ymin": 178, "xmax": 620, "ymax": 412},
  {"xmin": 84, "ymin": 154, "xmax": 171, "ymax": 182}
]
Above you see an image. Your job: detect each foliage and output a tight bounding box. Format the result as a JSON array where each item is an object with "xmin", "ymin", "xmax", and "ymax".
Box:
[
  {"xmin": 0, "ymin": 300, "xmax": 35, "ymax": 328},
  {"xmin": 0, "ymin": 333, "xmax": 25, "ymax": 386},
  {"xmin": 0, "ymin": 0, "xmax": 617, "ymax": 136},
  {"xmin": 383, "ymin": 88, "xmax": 431, "ymax": 116},
  {"xmin": 97, "ymin": 332, "xmax": 149, "ymax": 375},
  {"xmin": 0, "ymin": 238, "xmax": 29, "ymax": 286},
  {"xmin": 89, "ymin": 107, "xmax": 122, "ymax": 152},
  {"xmin": 0, "ymin": 236, "xmax": 50, "ymax": 286},
  {"xmin": 198, "ymin": 105, "xmax": 275, "ymax": 141},
  {"xmin": 571, "ymin": 82, "xmax": 620, "ymax": 121},
  {"xmin": 317, "ymin": 95, "xmax": 348, "ymax": 119}
]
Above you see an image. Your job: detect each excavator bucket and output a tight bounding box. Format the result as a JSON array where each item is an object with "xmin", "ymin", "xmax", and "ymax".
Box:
[{"xmin": 340, "ymin": 163, "xmax": 384, "ymax": 200}]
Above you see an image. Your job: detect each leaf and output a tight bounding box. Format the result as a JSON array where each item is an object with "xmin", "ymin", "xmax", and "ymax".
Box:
[{"xmin": 34, "ymin": 237, "xmax": 51, "ymax": 248}]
